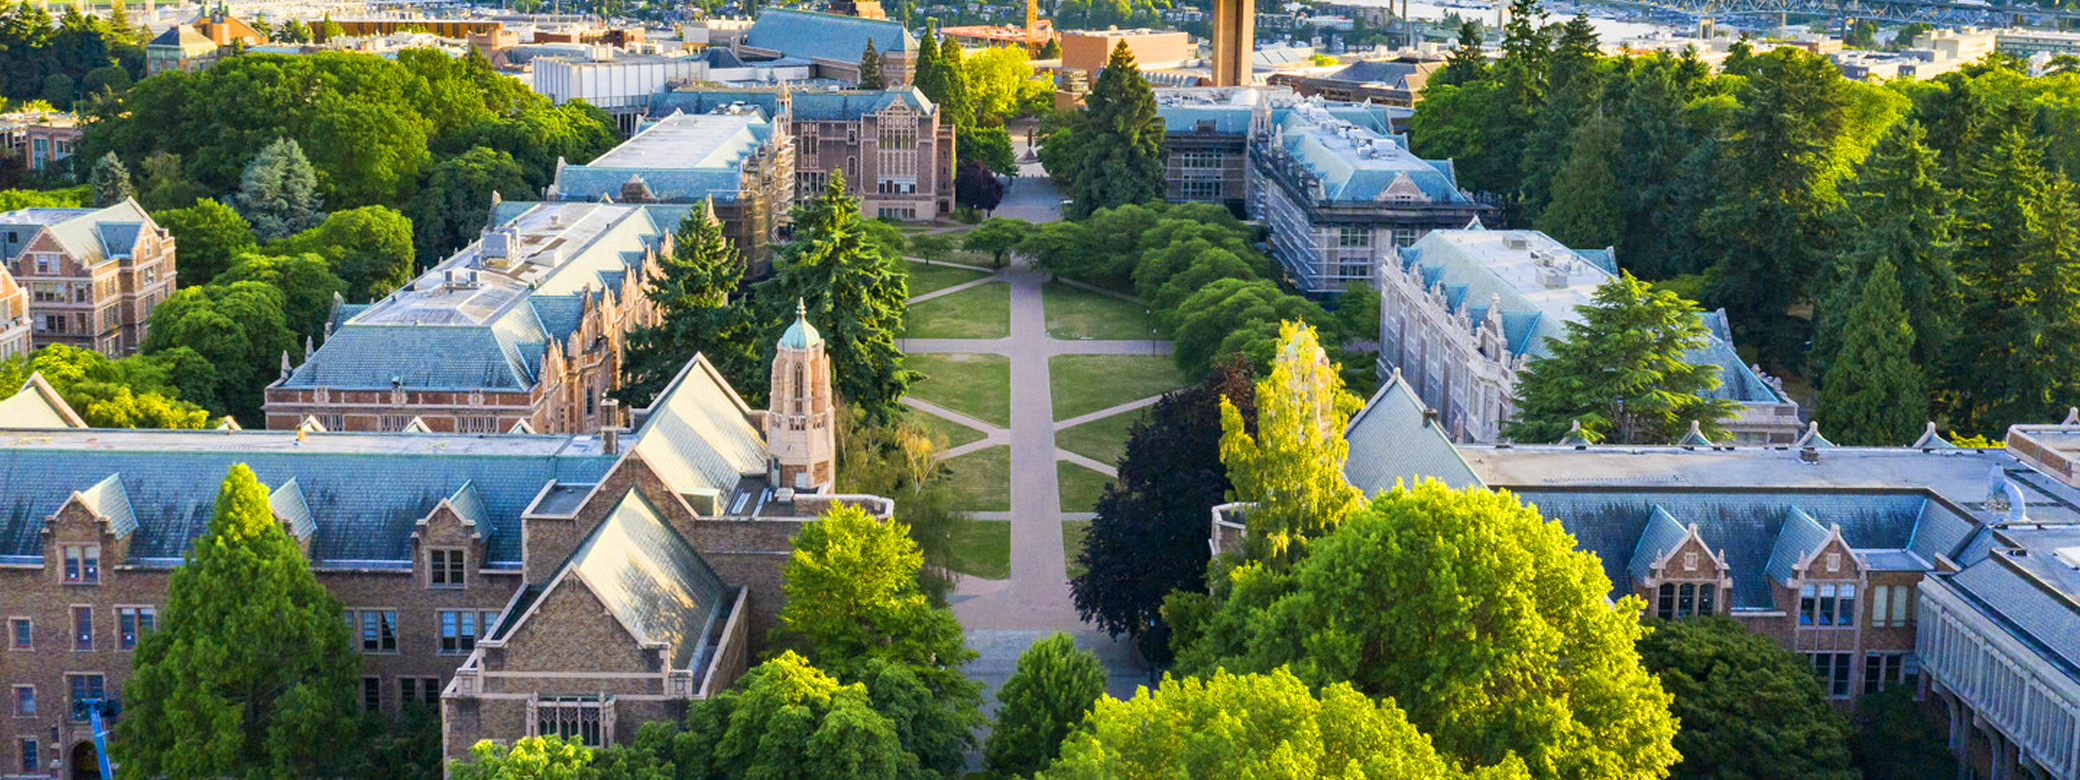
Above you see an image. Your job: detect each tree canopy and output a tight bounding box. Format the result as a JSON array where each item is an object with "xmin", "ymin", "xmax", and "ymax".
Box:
[
  {"xmin": 151, "ymin": 198, "xmax": 256, "ymax": 286},
  {"xmin": 983, "ymin": 632, "xmax": 1108, "ymax": 777},
  {"xmin": 1637, "ymin": 616, "xmax": 1857, "ymax": 780},
  {"xmin": 1217, "ymin": 321, "xmax": 1362, "ymax": 560},
  {"xmin": 235, "ymin": 137, "xmax": 324, "ymax": 241},
  {"xmin": 1061, "ymin": 40, "xmax": 1165, "ymax": 217}
]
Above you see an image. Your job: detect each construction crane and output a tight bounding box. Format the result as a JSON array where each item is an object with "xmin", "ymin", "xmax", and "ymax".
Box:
[{"xmin": 71, "ymin": 698, "xmax": 120, "ymax": 780}]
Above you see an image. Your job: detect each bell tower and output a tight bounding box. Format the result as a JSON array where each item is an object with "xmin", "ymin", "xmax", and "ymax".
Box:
[{"xmin": 766, "ymin": 299, "xmax": 837, "ymax": 493}]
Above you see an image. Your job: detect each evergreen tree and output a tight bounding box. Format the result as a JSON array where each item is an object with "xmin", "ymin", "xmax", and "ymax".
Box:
[
  {"xmin": 235, "ymin": 137, "xmax": 324, "ymax": 241},
  {"xmin": 1436, "ymin": 21, "xmax": 1487, "ymax": 86},
  {"xmin": 1038, "ymin": 36, "xmax": 1061, "ymax": 59},
  {"xmin": 1535, "ymin": 111, "xmax": 1622, "ymax": 248},
  {"xmin": 1485, "ymin": 0, "xmax": 1551, "ymax": 201},
  {"xmin": 983, "ymin": 633, "xmax": 1107, "ymax": 777},
  {"xmin": 1218, "ymin": 322, "xmax": 1362, "ymax": 561},
  {"xmin": 1504, "ymin": 272, "xmax": 1736, "ymax": 445},
  {"xmin": 618, "ymin": 203, "xmax": 761, "ymax": 408},
  {"xmin": 1519, "ymin": 13, "xmax": 1601, "ymax": 214},
  {"xmin": 913, "ymin": 28, "xmax": 947, "ymax": 108},
  {"xmin": 2023, "ymin": 174, "xmax": 2080, "ymax": 422},
  {"xmin": 858, "ymin": 37, "xmax": 885, "ymax": 89},
  {"xmin": 116, "ymin": 464, "xmax": 361, "ymax": 776},
  {"xmin": 1818, "ymin": 257, "xmax": 1927, "ymax": 446},
  {"xmin": 88, "ymin": 151, "xmax": 132, "ymax": 206},
  {"xmin": 1816, "ymin": 120, "xmax": 1958, "ymax": 377},
  {"xmin": 752, "ymin": 174, "xmax": 916, "ymax": 421},
  {"xmin": 1953, "ymin": 128, "xmax": 2054, "ymax": 433},
  {"xmin": 1067, "ymin": 40, "xmax": 1164, "ymax": 219},
  {"xmin": 936, "ymin": 36, "xmax": 975, "ymax": 128}
]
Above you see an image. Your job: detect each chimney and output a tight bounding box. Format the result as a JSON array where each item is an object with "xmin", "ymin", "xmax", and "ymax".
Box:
[{"xmin": 601, "ymin": 426, "xmax": 619, "ymax": 455}]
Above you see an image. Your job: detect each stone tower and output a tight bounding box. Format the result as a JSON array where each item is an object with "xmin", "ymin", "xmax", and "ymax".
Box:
[
  {"xmin": 766, "ymin": 299, "xmax": 837, "ymax": 493},
  {"xmin": 1211, "ymin": 0, "xmax": 1256, "ymax": 87}
]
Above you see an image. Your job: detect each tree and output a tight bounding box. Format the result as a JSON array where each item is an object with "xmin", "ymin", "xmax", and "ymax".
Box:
[
  {"xmin": 966, "ymin": 45, "xmax": 1051, "ymax": 122},
  {"xmin": 667, "ymin": 652, "xmax": 917, "ymax": 779},
  {"xmin": 88, "ymin": 151, "xmax": 132, "ymax": 206},
  {"xmin": 1852, "ymin": 686, "xmax": 1957, "ymax": 778},
  {"xmin": 1816, "ymin": 120, "xmax": 1957, "ymax": 376},
  {"xmin": 913, "ymin": 31, "xmax": 952, "ymax": 120},
  {"xmin": 1067, "ymin": 40, "xmax": 1164, "ymax": 218},
  {"xmin": 956, "ymin": 125, "xmax": 1017, "ymax": 175},
  {"xmin": 962, "ymin": 217, "xmax": 1028, "ymax": 268},
  {"xmin": 142, "ymin": 281, "xmax": 298, "ymax": 424},
  {"xmin": 236, "ymin": 137, "xmax": 324, "ymax": 241},
  {"xmin": 1818, "ymin": 257, "xmax": 1926, "ymax": 446},
  {"xmin": 1169, "ymin": 278, "xmax": 1333, "ymax": 377},
  {"xmin": 269, "ymin": 206, "xmax": 417, "ymax": 300},
  {"xmin": 752, "ymin": 174, "xmax": 916, "ymax": 422},
  {"xmin": 1637, "ymin": 616, "xmax": 1857, "ymax": 780},
  {"xmin": 152, "ymin": 199, "xmax": 257, "ymax": 285},
  {"xmin": 1504, "ymin": 272, "xmax": 1736, "ymax": 445},
  {"xmin": 777, "ymin": 503, "xmax": 979, "ymax": 700},
  {"xmin": 1169, "ymin": 482, "xmax": 1680, "ymax": 779},
  {"xmin": 984, "ymin": 633, "xmax": 1107, "ymax": 777},
  {"xmin": 116, "ymin": 464, "xmax": 361, "ymax": 776},
  {"xmin": 858, "ymin": 37, "xmax": 885, "ymax": 89},
  {"xmin": 935, "ymin": 35, "xmax": 975, "ymax": 129},
  {"xmin": 1217, "ymin": 321, "xmax": 1362, "ymax": 560},
  {"xmin": 42, "ymin": 73, "xmax": 72, "ymax": 109},
  {"xmin": 450, "ymin": 735, "xmax": 595, "ymax": 779},
  {"xmin": 953, "ymin": 159, "xmax": 1005, "ymax": 211},
  {"xmin": 1952, "ymin": 128, "xmax": 2061, "ymax": 434},
  {"xmin": 908, "ymin": 231, "xmax": 956, "ymax": 265},
  {"xmin": 0, "ymin": 344, "xmax": 212, "ymax": 427},
  {"xmin": 1535, "ymin": 112, "xmax": 1622, "ymax": 248},
  {"xmin": 1045, "ymin": 668, "xmax": 1502, "ymax": 779},
  {"xmin": 216, "ymin": 251, "xmax": 348, "ymax": 340},
  {"xmin": 411, "ymin": 145, "xmax": 528, "ymax": 264},
  {"xmin": 1038, "ymin": 37, "xmax": 1061, "ymax": 59},
  {"xmin": 618, "ymin": 204, "xmax": 761, "ymax": 408},
  {"xmin": 136, "ymin": 150, "xmax": 208, "ymax": 211},
  {"xmin": 1846, "ymin": 18, "xmax": 1878, "ymax": 49}
]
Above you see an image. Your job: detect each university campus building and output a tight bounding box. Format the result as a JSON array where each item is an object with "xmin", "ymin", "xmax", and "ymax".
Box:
[
  {"xmin": 736, "ymin": 9, "xmax": 918, "ymax": 85},
  {"xmin": 1376, "ymin": 228, "xmax": 1801, "ymax": 445},
  {"xmin": 1, "ymin": 305, "xmax": 871, "ymax": 777},
  {"xmin": 1152, "ymin": 86, "xmax": 1410, "ymax": 215},
  {"xmin": 0, "ymin": 199, "xmax": 176, "ymax": 357}
]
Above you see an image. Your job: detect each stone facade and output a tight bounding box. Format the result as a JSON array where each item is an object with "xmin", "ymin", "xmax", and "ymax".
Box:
[{"xmin": 0, "ymin": 199, "xmax": 177, "ymax": 357}]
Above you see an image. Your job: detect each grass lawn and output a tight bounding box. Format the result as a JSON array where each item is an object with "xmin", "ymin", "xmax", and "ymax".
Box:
[
  {"xmin": 1043, "ymin": 282, "xmax": 1160, "ymax": 341},
  {"xmin": 899, "ymin": 260, "xmax": 989, "ymax": 297},
  {"xmin": 950, "ymin": 519, "xmax": 1010, "ymax": 580},
  {"xmin": 1063, "ymin": 519, "xmax": 1090, "ymax": 582},
  {"xmin": 1057, "ymin": 460, "xmax": 1114, "ymax": 515},
  {"xmin": 906, "ymin": 353, "xmax": 1011, "ymax": 427},
  {"xmin": 905, "ymin": 282, "xmax": 1010, "ymax": 339},
  {"xmin": 1049, "ymin": 354, "xmax": 1191, "ymax": 422},
  {"xmin": 909, "ymin": 408, "xmax": 989, "ymax": 449},
  {"xmin": 942, "ymin": 446, "xmax": 1011, "ymax": 512},
  {"xmin": 1054, "ymin": 408, "xmax": 1143, "ymax": 467}
]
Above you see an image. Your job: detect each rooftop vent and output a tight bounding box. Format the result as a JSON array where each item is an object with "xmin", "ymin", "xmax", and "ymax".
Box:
[{"xmin": 1502, "ymin": 233, "xmax": 1528, "ymax": 250}]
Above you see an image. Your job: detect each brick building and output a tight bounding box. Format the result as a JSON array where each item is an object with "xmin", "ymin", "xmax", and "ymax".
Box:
[
  {"xmin": 0, "ymin": 111, "xmax": 81, "ymax": 175},
  {"xmin": 0, "ymin": 308, "xmax": 887, "ymax": 777},
  {"xmin": 1265, "ymin": 56, "xmax": 1442, "ymax": 107},
  {"xmin": 651, "ymin": 88, "xmax": 956, "ymax": 221},
  {"xmin": 144, "ymin": 7, "xmax": 265, "ymax": 75},
  {"xmin": 264, "ymin": 201, "xmax": 670, "ymax": 434},
  {"xmin": 0, "ymin": 199, "xmax": 177, "ymax": 357}
]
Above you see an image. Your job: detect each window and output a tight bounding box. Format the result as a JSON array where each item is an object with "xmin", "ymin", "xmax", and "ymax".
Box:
[
  {"xmin": 1654, "ymin": 582, "xmax": 1716, "ymax": 620},
  {"xmin": 8, "ymin": 617, "xmax": 27, "ymax": 650},
  {"xmin": 421, "ymin": 677, "xmax": 440, "ymax": 705},
  {"xmin": 1837, "ymin": 585, "xmax": 1857, "ymax": 628},
  {"xmin": 62, "ymin": 544, "xmax": 99, "ymax": 584},
  {"xmin": 71, "ymin": 607, "xmax": 92, "ymax": 651},
  {"xmin": 116, "ymin": 607, "xmax": 155, "ymax": 650},
  {"xmin": 535, "ymin": 696, "xmax": 605, "ymax": 747},
  {"xmin": 1179, "ymin": 150, "xmax": 1222, "ymax": 169},
  {"xmin": 1863, "ymin": 653, "xmax": 1921, "ymax": 695},
  {"xmin": 440, "ymin": 611, "xmax": 496, "ymax": 654},
  {"xmin": 399, "ymin": 677, "xmax": 442, "ymax": 708},
  {"xmin": 456, "ymin": 416, "xmax": 499, "ymax": 434},
  {"xmin": 67, "ymin": 674, "xmax": 103, "ymax": 720},
  {"xmin": 1801, "ymin": 583, "xmax": 1856, "ymax": 627},
  {"xmin": 33, "ymin": 256, "xmax": 50, "ymax": 275},
  {"xmin": 1392, "ymin": 228, "xmax": 1419, "ymax": 247},
  {"xmin": 354, "ymin": 610, "xmax": 398, "ymax": 653},
  {"xmin": 12, "ymin": 685, "xmax": 32, "ymax": 716},
  {"xmin": 1181, "ymin": 180, "xmax": 1221, "ymax": 201},
  {"xmin": 363, "ymin": 677, "xmax": 381, "ymax": 712},
  {"xmin": 379, "ymin": 415, "xmax": 415, "ymax": 432},
  {"xmin": 430, "ymin": 549, "xmax": 466, "ymax": 588},
  {"xmin": 19, "ymin": 739, "xmax": 35, "ymax": 775},
  {"xmin": 1337, "ymin": 226, "xmax": 1371, "ymax": 248},
  {"xmin": 1809, "ymin": 652, "xmax": 1852, "ymax": 698},
  {"xmin": 1870, "ymin": 584, "xmax": 1916, "ymax": 628}
]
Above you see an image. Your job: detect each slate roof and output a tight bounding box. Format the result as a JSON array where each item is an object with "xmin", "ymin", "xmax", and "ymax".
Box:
[
  {"xmin": 562, "ymin": 491, "xmax": 730, "ymax": 669},
  {"xmin": 270, "ymin": 477, "xmax": 315, "ymax": 540},
  {"xmin": 1627, "ymin": 507, "xmax": 1688, "ymax": 583},
  {"xmin": 1343, "ymin": 371, "xmax": 1481, "ymax": 493},
  {"xmin": 1264, "ymin": 102, "xmax": 1470, "ymax": 204},
  {"xmin": 1947, "ymin": 553, "xmax": 2080, "ymax": 673},
  {"xmin": 1764, "ymin": 507, "xmax": 1831, "ymax": 585},
  {"xmin": 630, "ymin": 355, "xmax": 769, "ymax": 502},
  {"xmin": 649, "ymin": 87, "xmax": 936, "ymax": 123},
  {"xmin": 742, "ymin": 8, "xmax": 915, "ymax": 61},
  {"xmin": 550, "ymin": 112, "xmax": 776, "ymax": 204},
  {"xmin": 0, "ymin": 199, "xmax": 156, "ymax": 266},
  {"xmin": 77, "ymin": 473, "xmax": 137, "ymax": 539},
  {"xmin": 1325, "ymin": 59, "xmax": 1436, "ymax": 90}
]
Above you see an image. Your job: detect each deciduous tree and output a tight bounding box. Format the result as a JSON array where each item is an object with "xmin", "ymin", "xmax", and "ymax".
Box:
[
  {"xmin": 961, "ymin": 217, "xmax": 1028, "ymax": 268},
  {"xmin": 1638, "ymin": 616, "xmax": 1857, "ymax": 780},
  {"xmin": 450, "ymin": 735, "xmax": 596, "ymax": 779},
  {"xmin": 216, "ymin": 251, "xmax": 347, "ymax": 340},
  {"xmin": 984, "ymin": 633, "xmax": 1107, "ymax": 777},
  {"xmin": 152, "ymin": 198, "xmax": 255, "ymax": 284},
  {"xmin": 777, "ymin": 503, "xmax": 978, "ymax": 701},
  {"xmin": 268, "ymin": 205, "xmax": 417, "ymax": 300},
  {"xmin": 1217, "ymin": 322, "xmax": 1361, "ymax": 559},
  {"xmin": 141, "ymin": 281, "xmax": 298, "ymax": 424},
  {"xmin": 411, "ymin": 145, "xmax": 528, "ymax": 264}
]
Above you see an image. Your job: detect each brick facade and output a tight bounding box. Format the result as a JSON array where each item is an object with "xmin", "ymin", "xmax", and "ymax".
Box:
[{"xmin": 0, "ymin": 199, "xmax": 176, "ymax": 358}]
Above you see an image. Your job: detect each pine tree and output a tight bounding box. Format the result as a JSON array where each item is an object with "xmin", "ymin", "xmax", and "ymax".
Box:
[
  {"xmin": 913, "ymin": 27, "xmax": 947, "ymax": 105},
  {"xmin": 235, "ymin": 137, "xmax": 323, "ymax": 241},
  {"xmin": 1816, "ymin": 120, "xmax": 1958, "ymax": 379},
  {"xmin": 1067, "ymin": 40, "xmax": 1165, "ymax": 219},
  {"xmin": 936, "ymin": 35, "xmax": 975, "ymax": 128},
  {"xmin": 1818, "ymin": 257, "xmax": 1927, "ymax": 446},
  {"xmin": 2024, "ymin": 174, "xmax": 2080, "ymax": 421},
  {"xmin": 618, "ymin": 203, "xmax": 762, "ymax": 407},
  {"xmin": 116, "ymin": 465, "xmax": 361, "ymax": 776},
  {"xmin": 1520, "ymin": 13, "xmax": 1601, "ymax": 214},
  {"xmin": 1535, "ymin": 111, "xmax": 1621, "ymax": 248},
  {"xmin": 1953, "ymin": 128, "xmax": 2050, "ymax": 433},
  {"xmin": 1218, "ymin": 321, "xmax": 1363, "ymax": 561},
  {"xmin": 1039, "ymin": 36, "xmax": 1061, "ymax": 59},
  {"xmin": 1436, "ymin": 21, "xmax": 1487, "ymax": 86},
  {"xmin": 858, "ymin": 37, "xmax": 885, "ymax": 89},
  {"xmin": 983, "ymin": 633, "xmax": 1107, "ymax": 777},
  {"xmin": 88, "ymin": 151, "xmax": 133, "ymax": 207}
]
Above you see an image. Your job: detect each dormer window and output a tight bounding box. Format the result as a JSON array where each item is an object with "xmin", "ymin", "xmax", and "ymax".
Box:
[
  {"xmin": 430, "ymin": 549, "xmax": 466, "ymax": 588},
  {"xmin": 1654, "ymin": 582, "xmax": 1715, "ymax": 620},
  {"xmin": 62, "ymin": 545, "xmax": 98, "ymax": 584}
]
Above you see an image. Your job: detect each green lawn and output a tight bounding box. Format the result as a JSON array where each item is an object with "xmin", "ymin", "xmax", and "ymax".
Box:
[
  {"xmin": 906, "ymin": 353, "xmax": 1011, "ymax": 428},
  {"xmin": 1063, "ymin": 519, "xmax": 1090, "ymax": 582},
  {"xmin": 905, "ymin": 282, "xmax": 1010, "ymax": 339},
  {"xmin": 943, "ymin": 446, "xmax": 1011, "ymax": 512},
  {"xmin": 900, "ymin": 260, "xmax": 990, "ymax": 297},
  {"xmin": 950, "ymin": 519, "xmax": 1010, "ymax": 580},
  {"xmin": 1049, "ymin": 354, "xmax": 1191, "ymax": 422},
  {"xmin": 1057, "ymin": 460, "xmax": 1114, "ymax": 515},
  {"xmin": 1043, "ymin": 282, "xmax": 1160, "ymax": 341},
  {"xmin": 1054, "ymin": 408, "xmax": 1144, "ymax": 467},
  {"xmin": 909, "ymin": 408, "xmax": 989, "ymax": 450}
]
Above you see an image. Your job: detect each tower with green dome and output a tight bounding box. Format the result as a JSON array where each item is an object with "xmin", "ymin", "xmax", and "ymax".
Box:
[{"xmin": 766, "ymin": 299, "xmax": 836, "ymax": 492}]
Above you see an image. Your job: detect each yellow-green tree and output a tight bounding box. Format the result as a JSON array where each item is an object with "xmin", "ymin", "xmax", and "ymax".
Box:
[
  {"xmin": 449, "ymin": 735, "xmax": 594, "ymax": 779},
  {"xmin": 1217, "ymin": 321, "xmax": 1362, "ymax": 560}
]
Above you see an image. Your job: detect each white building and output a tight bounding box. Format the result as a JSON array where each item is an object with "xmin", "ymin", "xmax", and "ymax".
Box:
[{"xmin": 532, "ymin": 49, "xmax": 812, "ymax": 132}]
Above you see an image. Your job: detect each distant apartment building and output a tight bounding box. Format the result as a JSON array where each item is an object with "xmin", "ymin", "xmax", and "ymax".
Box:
[
  {"xmin": 264, "ymin": 201, "xmax": 670, "ymax": 434},
  {"xmin": 737, "ymin": 9, "xmax": 917, "ymax": 84},
  {"xmin": 0, "ymin": 199, "xmax": 176, "ymax": 356},
  {"xmin": 651, "ymin": 87, "xmax": 956, "ymax": 221},
  {"xmin": 1265, "ymin": 56, "xmax": 1441, "ymax": 107},
  {"xmin": 1245, "ymin": 99, "xmax": 1488, "ymax": 295},
  {"xmin": 0, "ymin": 111, "xmax": 80, "ymax": 174},
  {"xmin": 1834, "ymin": 28, "xmax": 1995, "ymax": 81},
  {"xmin": 546, "ymin": 110, "xmax": 795, "ymax": 274},
  {"xmin": 1058, "ymin": 27, "xmax": 1193, "ymax": 74},
  {"xmin": 1994, "ymin": 26, "xmax": 2080, "ymax": 57},
  {"xmin": 144, "ymin": 7, "xmax": 265, "ymax": 75},
  {"xmin": 1376, "ymin": 228, "xmax": 1800, "ymax": 445}
]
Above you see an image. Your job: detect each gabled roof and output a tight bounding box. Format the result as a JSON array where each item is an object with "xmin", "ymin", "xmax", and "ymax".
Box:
[
  {"xmin": 0, "ymin": 373, "xmax": 86, "ymax": 429},
  {"xmin": 1764, "ymin": 507, "xmax": 1832, "ymax": 585},
  {"xmin": 1947, "ymin": 553, "xmax": 2080, "ymax": 673},
  {"xmin": 0, "ymin": 199, "xmax": 157, "ymax": 266},
  {"xmin": 1627, "ymin": 507, "xmax": 1689, "ymax": 583},
  {"xmin": 629, "ymin": 354, "xmax": 769, "ymax": 502},
  {"xmin": 551, "ymin": 112, "xmax": 776, "ymax": 204},
  {"xmin": 1267, "ymin": 103, "xmax": 1469, "ymax": 204},
  {"xmin": 270, "ymin": 477, "xmax": 315, "ymax": 540},
  {"xmin": 444, "ymin": 481, "xmax": 488, "ymax": 530},
  {"xmin": 76, "ymin": 473, "xmax": 136, "ymax": 539},
  {"xmin": 563, "ymin": 491, "xmax": 729, "ymax": 668},
  {"xmin": 1342, "ymin": 369, "xmax": 1482, "ymax": 493},
  {"xmin": 743, "ymin": 8, "xmax": 915, "ymax": 60}
]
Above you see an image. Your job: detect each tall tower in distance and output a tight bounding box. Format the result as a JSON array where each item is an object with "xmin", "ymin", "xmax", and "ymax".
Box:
[
  {"xmin": 1026, "ymin": 0, "xmax": 1040, "ymax": 43},
  {"xmin": 766, "ymin": 299, "xmax": 837, "ymax": 494},
  {"xmin": 1211, "ymin": 0, "xmax": 1255, "ymax": 87}
]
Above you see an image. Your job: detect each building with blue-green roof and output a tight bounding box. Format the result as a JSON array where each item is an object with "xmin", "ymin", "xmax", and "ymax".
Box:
[
  {"xmin": 738, "ymin": 8, "xmax": 918, "ymax": 83},
  {"xmin": 1154, "ymin": 86, "xmax": 1403, "ymax": 211}
]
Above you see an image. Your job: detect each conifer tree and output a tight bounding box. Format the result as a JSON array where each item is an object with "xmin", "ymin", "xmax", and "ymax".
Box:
[
  {"xmin": 1038, "ymin": 36, "xmax": 1061, "ymax": 59},
  {"xmin": 1953, "ymin": 128, "xmax": 2051, "ymax": 433},
  {"xmin": 936, "ymin": 35, "xmax": 975, "ymax": 128},
  {"xmin": 1816, "ymin": 120, "xmax": 1958, "ymax": 377},
  {"xmin": 1505, "ymin": 272, "xmax": 1735, "ymax": 445},
  {"xmin": 117, "ymin": 465, "xmax": 360, "ymax": 776},
  {"xmin": 1818, "ymin": 257, "xmax": 1927, "ymax": 446},
  {"xmin": 235, "ymin": 137, "xmax": 324, "ymax": 241},
  {"xmin": 913, "ymin": 27, "xmax": 947, "ymax": 106},
  {"xmin": 1218, "ymin": 321, "xmax": 1362, "ymax": 561},
  {"xmin": 1520, "ymin": 13, "xmax": 1600, "ymax": 214},
  {"xmin": 1535, "ymin": 111, "xmax": 1622, "ymax": 248},
  {"xmin": 88, "ymin": 151, "xmax": 133, "ymax": 207},
  {"xmin": 1436, "ymin": 20, "xmax": 1487, "ymax": 86},
  {"xmin": 858, "ymin": 37, "xmax": 886, "ymax": 89},
  {"xmin": 2023, "ymin": 174, "xmax": 2080, "ymax": 421},
  {"xmin": 618, "ymin": 203, "xmax": 761, "ymax": 407},
  {"xmin": 1067, "ymin": 40, "xmax": 1165, "ymax": 219}
]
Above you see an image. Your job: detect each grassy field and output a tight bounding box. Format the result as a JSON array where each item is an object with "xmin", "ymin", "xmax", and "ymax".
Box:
[
  {"xmin": 904, "ymin": 282, "xmax": 1010, "ymax": 339},
  {"xmin": 909, "ymin": 408, "xmax": 990, "ymax": 451},
  {"xmin": 1043, "ymin": 282, "xmax": 1160, "ymax": 341},
  {"xmin": 1054, "ymin": 408, "xmax": 1144, "ymax": 467},
  {"xmin": 942, "ymin": 446, "xmax": 1011, "ymax": 512},
  {"xmin": 906, "ymin": 353, "xmax": 1011, "ymax": 428},
  {"xmin": 1049, "ymin": 354, "xmax": 1191, "ymax": 422},
  {"xmin": 899, "ymin": 260, "xmax": 989, "ymax": 297},
  {"xmin": 1057, "ymin": 460, "xmax": 1114, "ymax": 515},
  {"xmin": 1063, "ymin": 520, "xmax": 1090, "ymax": 582},
  {"xmin": 950, "ymin": 519, "xmax": 1010, "ymax": 580}
]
